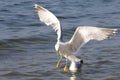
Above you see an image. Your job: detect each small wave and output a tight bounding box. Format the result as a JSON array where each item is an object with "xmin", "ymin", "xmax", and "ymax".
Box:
[{"xmin": 1, "ymin": 71, "xmax": 40, "ymax": 77}]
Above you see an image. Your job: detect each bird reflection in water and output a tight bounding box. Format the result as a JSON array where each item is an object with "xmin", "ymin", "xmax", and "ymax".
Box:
[
  {"xmin": 70, "ymin": 74, "xmax": 76, "ymax": 80},
  {"xmin": 70, "ymin": 62, "xmax": 83, "ymax": 80}
]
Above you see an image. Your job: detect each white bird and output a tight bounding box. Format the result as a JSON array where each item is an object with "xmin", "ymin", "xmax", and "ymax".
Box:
[{"xmin": 34, "ymin": 4, "xmax": 118, "ymax": 73}]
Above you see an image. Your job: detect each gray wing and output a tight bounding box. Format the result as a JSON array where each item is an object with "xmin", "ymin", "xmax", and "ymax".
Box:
[
  {"xmin": 68, "ymin": 26, "xmax": 117, "ymax": 54},
  {"xmin": 34, "ymin": 4, "xmax": 62, "ymax": 41}
]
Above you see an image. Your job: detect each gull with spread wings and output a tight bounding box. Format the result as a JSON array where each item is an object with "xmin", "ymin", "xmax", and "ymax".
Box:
[{"xmin": 34, "ymin": 4, "xmax": 117, "ymax": 73}]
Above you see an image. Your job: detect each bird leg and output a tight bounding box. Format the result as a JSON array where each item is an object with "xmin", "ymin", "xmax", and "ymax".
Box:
[
  {"xmin": 63, "ymin": 58, "xmax": 68, "ymax": 72},
  {"xmin": 56, "ymin": 55, "xmax": 62, "ymax": 68}
]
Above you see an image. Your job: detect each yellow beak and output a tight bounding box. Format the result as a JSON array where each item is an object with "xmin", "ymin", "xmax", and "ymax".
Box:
[{"xmin": 56, "ymin": 50, "xmax": 59, "ymax": 54}]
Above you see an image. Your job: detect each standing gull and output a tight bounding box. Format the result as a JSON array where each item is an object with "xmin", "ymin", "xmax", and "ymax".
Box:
[{"xmin": 34, "ymin": 4, "xmax": 117, "ymax": 73}]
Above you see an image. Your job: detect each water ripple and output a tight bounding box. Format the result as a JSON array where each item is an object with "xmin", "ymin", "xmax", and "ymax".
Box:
[{"xmin": 0, "ymin": 0, "xmax": 120, "ymax": 80}]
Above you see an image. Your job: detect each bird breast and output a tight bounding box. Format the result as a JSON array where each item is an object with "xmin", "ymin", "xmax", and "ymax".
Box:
[{"xmin": 59, "ymin": 44, "xmax": 71, "ymax": 56}]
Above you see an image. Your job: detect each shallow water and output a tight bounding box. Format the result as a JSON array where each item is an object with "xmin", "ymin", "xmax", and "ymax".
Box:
[{"xmin": 0, "ymin": 0, "xmax": 120, "ymax": 80}]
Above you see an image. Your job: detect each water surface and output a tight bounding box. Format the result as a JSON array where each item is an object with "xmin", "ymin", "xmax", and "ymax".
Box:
[{"xmin": 0, "ymin": 0, "xmax": 120, "ymax": 80}]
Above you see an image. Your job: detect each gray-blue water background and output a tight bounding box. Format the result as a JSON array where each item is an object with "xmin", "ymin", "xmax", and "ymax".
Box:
[{"xmin": 0, "ymin": 0, "xmax": 120, "ymax": 80}]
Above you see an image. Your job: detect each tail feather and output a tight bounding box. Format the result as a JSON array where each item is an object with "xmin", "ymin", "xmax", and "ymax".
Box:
[{"xmin": 67, "ymin": 55, "xmax": 80, "ymax": 62}]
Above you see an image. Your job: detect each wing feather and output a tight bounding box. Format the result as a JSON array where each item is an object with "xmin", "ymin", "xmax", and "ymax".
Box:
[
  {"xmin": 68, "ymin": 26, "xmax": 117, "ymax": 54},
  {"xmin": 34, "ymin": 4, "xmax": 62, "ymax": 41}
]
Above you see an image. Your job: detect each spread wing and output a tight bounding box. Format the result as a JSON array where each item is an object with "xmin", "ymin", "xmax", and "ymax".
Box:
[
  {"xmin": 68, "ymin": 26, "xmax": 117, "ymax": 54},
  {"xmin": 34, "ymin": 4, "xmax": 62, "ymax": 41}
]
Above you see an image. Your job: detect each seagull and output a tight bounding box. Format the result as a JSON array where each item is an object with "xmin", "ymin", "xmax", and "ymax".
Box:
[{"xmin": 34, "ymin": 4, "xmax": 118, "ymax": 73}]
